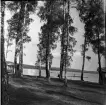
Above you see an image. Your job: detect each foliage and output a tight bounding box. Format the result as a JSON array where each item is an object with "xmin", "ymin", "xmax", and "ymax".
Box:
[
  {"xmin": 7, "ymin": 1, "xmax": 37, "ymax": 14},
  {"xmin": 7, "ymin": 1, "xmax": 38, "ymax": 55},
  {"xmin": 37, "ymin": 1, "xmax": 63, "ymax": 69},
  {"xmin": 7, "ymin": 12, "xmax": 32, "ymax": 57},
  {"xmin": 78, "ymin": 0, "xmax": 105, "ymax": 57},
  {"xmin": 86, "ymin": 56, "xmax": 91, "ymax": 61},
  {"xmin": 61, "ymin": 0, "xmax": 77, "ymax": 68}
]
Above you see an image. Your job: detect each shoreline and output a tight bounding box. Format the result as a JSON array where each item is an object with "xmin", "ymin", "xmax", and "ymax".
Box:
[{"xmin": 7, "ymin": 61, "xmax": 98, "ymax": 74}]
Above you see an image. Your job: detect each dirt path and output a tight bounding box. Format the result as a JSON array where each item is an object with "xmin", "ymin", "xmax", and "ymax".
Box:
[{"xmin": 8, "ymin": 76, "xmax": 106, "ymax": 105}]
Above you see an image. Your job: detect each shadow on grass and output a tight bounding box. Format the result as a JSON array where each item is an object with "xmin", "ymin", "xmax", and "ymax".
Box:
[
  {"xmin": 45, "ymin": 89, "xmax": 102, "ymax": 105},
  {"xmin": 8, "ymin": 84, "xmax": 52, "ymax": 105},
  {"xmin": 8, "ymin": 76, "xmax": 105, "ymax": 105},
  {"xmin": 68, "ymin": 80, "xmax": 106, "ymax": 90}
]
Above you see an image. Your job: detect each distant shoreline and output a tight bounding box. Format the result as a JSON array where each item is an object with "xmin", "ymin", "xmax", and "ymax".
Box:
[
  {"xmin": 7, "ymin": 61, "xmax": 98, "ymax": 74},
  {"xmin": 23, "ymin": 66, "xmax": 98, "ymax": 74},
  {"xmin": 23, "ymin": 65, "xmax": 98, "ymax": 74}
]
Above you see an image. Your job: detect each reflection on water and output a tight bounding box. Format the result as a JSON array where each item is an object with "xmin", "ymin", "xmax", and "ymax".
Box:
[{"xmin": 23, "ymin": 69, "xmax": 99, "ymax": 83}]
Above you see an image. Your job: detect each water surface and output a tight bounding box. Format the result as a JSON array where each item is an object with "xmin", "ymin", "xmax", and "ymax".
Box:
[{"xmin": 23, "ymin": 69, "xmax": 99, "ymax": 83}]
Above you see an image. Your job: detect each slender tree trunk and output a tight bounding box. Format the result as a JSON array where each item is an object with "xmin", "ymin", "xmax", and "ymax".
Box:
[
  {"xmin": 60, "ymin": 48, "xmax": 64, "ymax": 79},
  {"xmin": 45, "ymin": 54, "xmax": 50, "ymax": 79},
  {"xmin": 6, "ymin": 37, "xmax": 9, "ymax": 59},
  {"xmin": 19, "ymin": 1, "xmax": 26, "ymax": 77},
  {"xmin": 39, "ymin": 59, "xmax": 41, "ymax": 77},
  {"xmin": 60, "ymin": 0, "xmax": 65, "ymax": 79},
  {"xmin": 1, "ymin": 1, "xmax": 5, "ymax": 79},
  {"xmin": 64, "ymin": 0, "xmax": 70, "ymax": 87},
  {"xmin": 45, "ymin": 38, "xmax": 50, "ymax": 80},
  {"xmin": 60, "ymin": 36, "xmax": 64, "ymax": 79},
  {"xmin": 1, "ymin": 1, "xmax": 9, "ymax": 105},
  {"xmin": 14, "ymin": 45, "xmax": 17, "ymax": 75},
  {"xmin": 45, "ymin": 1, "xmax": 53, "ymax": 80},
  {"xmin": 97, "ymin": 30, "xmax": 103, "ymax": 84},
  {"xmin": 64, "ymin": 11, "xmax": 67, "ymax": 87},
  {"xmin": 14, "ymin": 39, "xmax": 18, "ymax": 76},
  {"xmin": 45, "ymin": 57, "xmax": 48, "ymax": 78},
  {"xmin": 19, "ymin": 40, "xmax": 23, "ymax": 77},
  {"xmin": 48, "ymin": 60, "xmax": 50, "ymax": 79},
  {"xmin": 45, "ymin": 32, "xmax": 50, "ymax": 79},
  {"xmin": 81, "ymin": 34, "xmax": 86, "ymax": 81}
]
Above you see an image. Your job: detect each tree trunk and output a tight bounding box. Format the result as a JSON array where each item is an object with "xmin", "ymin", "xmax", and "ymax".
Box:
[
  {"xmin": 45, "ymin": 35, "xmax": 50, "ymax": 79},
  {"xmin": 97, "ymin": 30, "xmax": 103, "ymax": 84},
  {"xmin": 1, "ymin": 1, "xmax": 9, "ymax": 105},
  {"xmin": 48, "ymin": 60, "xmax": 50, "ymax": 81},
  {"xmin": 81, "ymin": 34, "xmax": 86, "ymax": 81},
  {"xmin": 45, "ymin": 47, "xmax": 50, "ymax": 79},
  {"xmin": 19, "ymin": 1, "xmax": 26, "ymax": 77},
  {"xmin": 45, "ymin": 58, "xmax": 50, "ymax": 79},
  {"xmin": 45, "ymin": 27, "xmax": 50, "ymax": 79},
  {"xmin": 64, "ymin": 47, "xmax": 67, "ymax": 86},
  {"xmin": 60, "ymin": 0, "xmax": 65, "ymax": 79},
  {"xmin": 60, "ymin": 39, "xmax": 64, "ymax": 79},
  {"xmin": 39, "ymin": 59, "xmax": 41, "ymax": 77},
  {"xmin": 14, "ymin": 45, "xmax": 17, "ymax": 75},
  {"xmin": 19, "ymin": 41, "xmax": 23, "ymax": 77},
  {"xmin": 6, "ymin": 37, "xmax": 9, "ymax": 59},
  {"xmin": 64, "ymin": 0, "xmax": 69, "ymax": 87},
  {"xmin": 14, "ymin": 39, "xmax": 18, "ymax": 76},
  {"xmin": 1, "ymin": 1, "xmax": 5, "ymax": 79},
  {"xmin": 45, "ymin": 1, "xmax": 53, "ymax": 80}
]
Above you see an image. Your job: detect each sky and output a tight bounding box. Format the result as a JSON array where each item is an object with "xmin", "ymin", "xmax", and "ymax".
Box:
[{"xmin": 4, "ymin": 1, "xmax": 105, "ymax": 71}]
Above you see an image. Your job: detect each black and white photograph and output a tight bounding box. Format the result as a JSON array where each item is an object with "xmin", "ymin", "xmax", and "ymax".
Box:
[{"xmin": 1, "ymin": 0, "xmax": 106, "ymax": 105}]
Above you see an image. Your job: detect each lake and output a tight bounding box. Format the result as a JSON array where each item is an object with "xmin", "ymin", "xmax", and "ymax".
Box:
[{"xmin": 23, "ymin": 69, "xmax": 99, "ymax": 83}]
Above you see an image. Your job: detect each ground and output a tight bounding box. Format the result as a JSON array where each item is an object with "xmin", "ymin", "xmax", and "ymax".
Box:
[{"xmin": 8, "ymin": 75, "xmax": 106, "ymax": 105}]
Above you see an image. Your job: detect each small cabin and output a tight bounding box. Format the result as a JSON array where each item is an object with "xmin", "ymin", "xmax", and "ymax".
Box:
[{"xmin": 7, "ymin": 63, "xmax": 14, "ymax": 74}]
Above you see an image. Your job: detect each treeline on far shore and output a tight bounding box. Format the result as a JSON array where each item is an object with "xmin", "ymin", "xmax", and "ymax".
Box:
[{"xmin": 7, "ymin": 61, "xmax": 98, "ymax": 74}]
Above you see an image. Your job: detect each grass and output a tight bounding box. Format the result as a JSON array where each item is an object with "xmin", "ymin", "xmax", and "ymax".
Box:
[{"xmin": 7, "ymin": 75, "xmax": 106, "ymax": 105}]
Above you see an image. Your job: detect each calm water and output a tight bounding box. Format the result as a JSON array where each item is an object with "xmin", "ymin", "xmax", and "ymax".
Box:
[{"xmin": 23, "ymin": 69, "xmax": 99, "ymax": 83}]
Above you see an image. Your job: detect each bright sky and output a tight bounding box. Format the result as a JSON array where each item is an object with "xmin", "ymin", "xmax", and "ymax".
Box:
[{"xmin": 4, "ymin": 1, "xmax": 105, "ymax": 71}]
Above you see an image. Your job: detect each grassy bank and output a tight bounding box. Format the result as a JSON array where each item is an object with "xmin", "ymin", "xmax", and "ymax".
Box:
[{"xmin": 8, "ymin": 75, "xmax": 106, "ymax": 105}]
